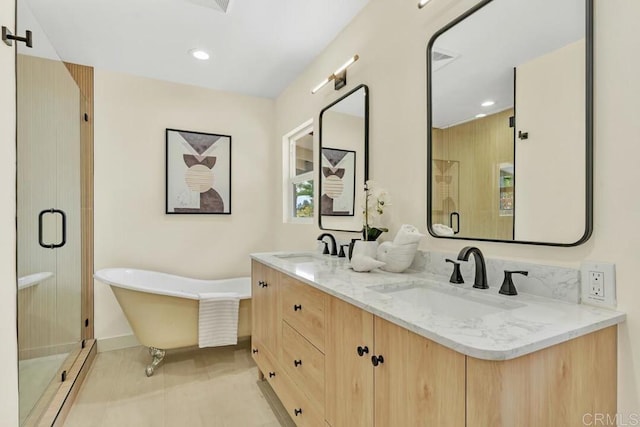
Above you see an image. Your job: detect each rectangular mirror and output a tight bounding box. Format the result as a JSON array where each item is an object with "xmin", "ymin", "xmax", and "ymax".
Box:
[
  {"xmin": 427, "ymin": 0, "xmax": 592, "ymax": 246},
  {"xmin": 319, "ymin": 84, "xmax": 369, "ymax": 232}
]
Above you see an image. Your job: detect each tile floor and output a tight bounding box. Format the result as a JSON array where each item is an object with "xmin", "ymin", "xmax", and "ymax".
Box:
[
  {"xmin": 64, "ymin": 341, "xmax": 291, "ymax": 427},
  {"xmin": 20, "ymin": 353, "xmax": 70, "ymax": 424}
]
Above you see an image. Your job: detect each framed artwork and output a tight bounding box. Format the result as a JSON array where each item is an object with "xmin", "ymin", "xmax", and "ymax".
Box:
[
  {"xmin": 321, "ymin": 148, "xmax": 356, "ymax": 216},
  {"xmin": 166, "ymin": 128, "xmax": 231, "ymax": 214}
]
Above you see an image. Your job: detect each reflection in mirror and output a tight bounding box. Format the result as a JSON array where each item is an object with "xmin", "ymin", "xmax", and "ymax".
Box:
[
  {"xmin": 319, "ymin": 85, "xmax": 369, "ymax": 232},
  {"xmin": 427, "ymin": 0, "xmax": 592, "ymax": 246}
]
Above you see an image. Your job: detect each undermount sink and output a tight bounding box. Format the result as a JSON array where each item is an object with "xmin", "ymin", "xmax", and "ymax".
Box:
[
  {"xmin": 369, "ymin": 281, "xmax": 526, "ymax": 320},
  {"xmin": 274, "ymin": 254, "xmax": 319, "ymax": 264}
]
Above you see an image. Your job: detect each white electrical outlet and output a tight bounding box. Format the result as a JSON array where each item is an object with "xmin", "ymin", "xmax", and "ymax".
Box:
[{"xmin": 581, "ymin": 261, "xmax": 616, "ymax": 308}]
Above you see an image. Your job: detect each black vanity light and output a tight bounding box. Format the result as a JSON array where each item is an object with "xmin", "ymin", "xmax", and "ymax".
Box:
[{"xmin": 311, "ymin": 54, "xmax": 359, "ymax": 94}]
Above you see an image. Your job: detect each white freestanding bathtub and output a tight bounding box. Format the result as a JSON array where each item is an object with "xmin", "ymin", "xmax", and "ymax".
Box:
[{"xmin": 95, "ymin": 268, "xmax": 252, "ymax": 376}]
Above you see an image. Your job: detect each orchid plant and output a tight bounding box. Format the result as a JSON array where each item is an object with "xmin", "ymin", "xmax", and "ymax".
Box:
[{"xmin": 363, "ymin": 180, "xmax": 389, "ymax": 241}]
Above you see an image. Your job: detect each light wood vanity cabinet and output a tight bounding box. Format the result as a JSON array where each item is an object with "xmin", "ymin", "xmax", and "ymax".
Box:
[
  {"xmin": 252, "ymin": 261, "xmax": 326, "ymax": 425},
  {"xmin": 252, "ymin": 261, "xmax": 617, "ymax": 426},
  {"xmin": 325, "ymin": 296, "xmax": 465, "ymax": 427},
  {"xmin": 251, "ymin": 260, "xmax": 280, "ymax": 357}
]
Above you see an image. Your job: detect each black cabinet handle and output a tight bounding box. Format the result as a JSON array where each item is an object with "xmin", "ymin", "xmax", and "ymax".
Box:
[
  {"xmin": 293, "ymin": 304, "xmax": 302, "ymax": 311},
  {"xmin": 268, "ymin": 371, "xmax": 276, "ymax": 378},
  {"xmin": 371, "ymin": 355, "xmax": 384, "ymax": 367},
  {"xmin": 252, "ymin": 348, "xmax": 258, "ymax": 354},
  {"xmin": 357, "ymin": 346, "xmax": 369, "ymax": 357},
  {"xmin": 258, "ymin": 280, "xmax": 264, "ymax": 287},
  {"xmin": 294, "ymin": 408, "xmax": 302, "ymax": 416},
  {"xmin": 294, "ymin": 359, "xmax": 302, "ymax": 367},
  {"xmin": 261, "ymin": 281, "xmax": 269, "ymax": 288},
  {"xmin": 38, "ymin": 209, "xmax": 67, "ymax": 249}
]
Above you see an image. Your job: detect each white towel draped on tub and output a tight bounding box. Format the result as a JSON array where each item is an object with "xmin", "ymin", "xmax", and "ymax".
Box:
[{"xmin": 198, "ymin": 292, "xmax": 240, "ymax": 348}]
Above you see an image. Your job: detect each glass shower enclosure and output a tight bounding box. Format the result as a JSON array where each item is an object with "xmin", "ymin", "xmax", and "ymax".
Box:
[{"xmin": 16, "ymin": 0, "xmax": 84, "ymax": 423}]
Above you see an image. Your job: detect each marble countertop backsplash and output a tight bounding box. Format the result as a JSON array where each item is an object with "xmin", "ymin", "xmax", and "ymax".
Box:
[
  {"xmin": 410, "ymin": 250, "xmax": 581, "ymax": 304},
  {"xmin": 251, "ymin": 250, "xmax": 625, "ymax": 361}
]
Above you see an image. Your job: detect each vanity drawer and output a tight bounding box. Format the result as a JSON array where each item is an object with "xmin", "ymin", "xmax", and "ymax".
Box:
[
  {"xmin": 281, "ymin": 321, "xmax": 325, "ymax": 409},
  {"xmin": 270, "ymin": 363, "xmax": 324, "ymax": 427},
  {"xmin": 280, "ymin": 274, "xmax": 326, "ymax": 352}
]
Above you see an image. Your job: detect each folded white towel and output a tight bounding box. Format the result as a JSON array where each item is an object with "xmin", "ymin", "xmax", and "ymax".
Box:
[
  {"xmin": 393, "ymin": 224, "xmax": 426, "ymax": 246},
  {"xmin": 198, "ymin": 292, "xmax": 240, "ymax": 348},
  {"xmin": 377, "ymin": 241, "xmax": 419, "ymax": 273},
  {"xmin": 432, "ymin": 223, "xmax": 455, "ymax": 237}
]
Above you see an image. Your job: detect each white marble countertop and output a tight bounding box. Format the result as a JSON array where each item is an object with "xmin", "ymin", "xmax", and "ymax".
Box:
[{"xmin": 251, "ymin": 251, "xmax": 626, "ymax": 361}]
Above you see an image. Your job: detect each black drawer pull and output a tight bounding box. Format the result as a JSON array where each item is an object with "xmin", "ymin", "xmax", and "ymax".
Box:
[
  {"xmin": 357, "ymin": 346, "xmax": 369, "ymax": 357},
  {"xmin": 371, "ymin": 355, "xmax": 384, "ymax": 367},
  {"xmin": 294, "ymin": 359, "xmax": 302, "ymax": 367},
  {"xmin": 294, "ymin": 408, "xmax": 302, "ymax": 416},
  {"xmin": 258, "ymin": 280, "xmax": 264, "ymax": 287},
  {"xmin": 268, "ymin": 371, "xmax": 276, "ymax": 378},
  {"xmin": 252, "ymin": 348, "xmax": 258, "ymax": 354},
  {"xmin": 293, "ymin": 304, "xmax": 302, "ymax": 311}
]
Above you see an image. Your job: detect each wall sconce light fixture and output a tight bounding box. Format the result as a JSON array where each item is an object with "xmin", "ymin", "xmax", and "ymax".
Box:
[
  {"xmin": 418, "ymin": 0, "xmax": 431, "ymax": 9},
  {"xmin": 311, "ymin": 54, "xmax": 360, "ymax": 94}
]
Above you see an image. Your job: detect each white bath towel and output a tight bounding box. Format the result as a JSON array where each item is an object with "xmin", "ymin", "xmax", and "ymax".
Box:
[
  {"xmin": 198, "ymin": 292, "xmax": 240, "ymax": 348},
  {"xmin": 393, "ymin": 224, "xmax": 426, "ymax": 246}
]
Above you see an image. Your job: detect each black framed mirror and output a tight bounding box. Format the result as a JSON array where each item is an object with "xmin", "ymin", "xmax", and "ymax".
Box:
[
  {"xmin": 427, "ymin": 0, "xmax": 593, "ymax": 246},
  {"xmin": 319, "ymin": 84, "xmax": 369, "ymax": 232}
]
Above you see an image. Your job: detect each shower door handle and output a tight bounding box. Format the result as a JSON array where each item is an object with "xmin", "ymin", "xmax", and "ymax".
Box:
[
  {"xmin": 449, "ymin": 211, "xmax": 460, "ymax": 235},
  {"xmin": 38, "ymin": 209, "xmax": 67, "ymax": 249}
]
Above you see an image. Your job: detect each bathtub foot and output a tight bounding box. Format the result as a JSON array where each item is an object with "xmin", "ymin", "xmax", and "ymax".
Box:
[{"xmin": 145, "ymin": 347, "xmax": 166, "ymax": 377}]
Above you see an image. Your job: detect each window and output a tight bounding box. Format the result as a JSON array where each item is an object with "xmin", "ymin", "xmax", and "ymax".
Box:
[{"xmin": 283, "ymin": 120, "xmax": 314, "ymax": 223}]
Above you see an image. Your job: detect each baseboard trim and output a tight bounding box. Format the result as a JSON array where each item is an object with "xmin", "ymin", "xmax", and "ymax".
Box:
[{"xmin": 97, "ymin": 334, "xmax": 140, "ymax": 353}]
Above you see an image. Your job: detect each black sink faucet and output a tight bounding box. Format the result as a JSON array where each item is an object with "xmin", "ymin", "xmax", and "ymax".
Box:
[
  {"xmin": 317, "ymin": 233, "xmax": 338, "ymax": 256},
  {"xmin": 457, "ymin": 246, "xmax": 489, "ymax": 289}
]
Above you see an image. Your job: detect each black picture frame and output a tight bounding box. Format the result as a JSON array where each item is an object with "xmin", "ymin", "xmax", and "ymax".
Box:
[{"xmin": 165, "ymin": 128, "xmax": 232, "ymax": 215}]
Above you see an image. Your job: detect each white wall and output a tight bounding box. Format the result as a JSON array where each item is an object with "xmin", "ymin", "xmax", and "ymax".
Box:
[
  {"xmin": 94, "ymin": 70, "xmax": 276, "ymax": 340},
  {"xmin": 274, "ymin": 0, "xmax": 640, "ymax": 414},
  {"xmin": 0, "ymin": 0, "xmax": 18, "ymax": 425}
]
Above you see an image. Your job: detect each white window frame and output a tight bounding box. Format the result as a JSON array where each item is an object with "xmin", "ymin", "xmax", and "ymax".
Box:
[{"xmin": 282, "ymin": 119, "xmax": 315, "ymax": 224}]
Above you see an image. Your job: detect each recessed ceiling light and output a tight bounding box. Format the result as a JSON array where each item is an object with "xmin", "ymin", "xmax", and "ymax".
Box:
[
  {"xmin": 189, "ymin": 49, "xmax": 210, "ymax": 60},
  {"xmin": 475, "ymin": 113, "xmax": 487, "ymax": 118},
  {"xmin": 481, "ymin": 100, "xmax": 495, "ymax": 107},
  {"xmin": 418, "ymin": 0, "xmax": 431, "ymax": 8}
]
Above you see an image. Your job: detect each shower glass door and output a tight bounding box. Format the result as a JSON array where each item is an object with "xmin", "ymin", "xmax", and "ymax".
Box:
[{"xmin": 16, "ymin": 0, "xmax": 84, "ymax": 423}]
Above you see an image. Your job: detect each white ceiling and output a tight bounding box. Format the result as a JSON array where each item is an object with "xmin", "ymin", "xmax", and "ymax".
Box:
[
  {"xmin": 431, "ymin": 0, "xmax": 585, "ymax": 128},
  {"xmin": 20, "ymin": 0, "xmax": 370, "ymax": 99}
]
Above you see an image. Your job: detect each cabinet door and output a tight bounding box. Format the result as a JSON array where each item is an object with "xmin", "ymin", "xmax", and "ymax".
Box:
[
  {"xmin": 251, "ymin": 261, "xmax": 280, "ymax": 356},
  {"xmin": 466, "ymin": 326, "xmax": 617, "ymax": 427},
  {"xmin": 325, "ymin": 296, "xmax": 374, "ymax": 427},
  {"xmin": 373, "ymin": 316, "xmax": 465, "ymax": 427}
]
